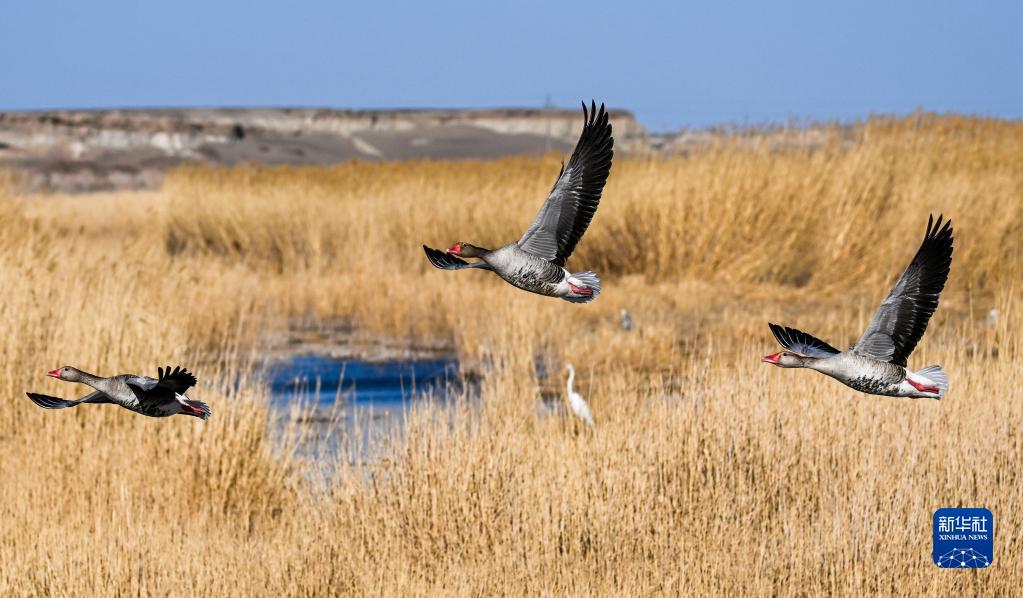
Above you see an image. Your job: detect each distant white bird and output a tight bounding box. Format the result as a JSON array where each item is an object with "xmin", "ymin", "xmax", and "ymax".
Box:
[
  {"xmin": 564, "ymin": 364, "xmax": 594, "ymax": 426},
  {"xmin": 620, "ymin": 308, "xmax": 633, "ymax": 332},
  {"xmin": 987, "ymin": 308, "xmax": 999, "ymax": 326}
]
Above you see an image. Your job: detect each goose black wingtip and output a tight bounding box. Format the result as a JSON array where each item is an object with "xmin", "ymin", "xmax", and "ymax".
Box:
[{"xmin": 423, "ymin": 245, "xmax": 471, "ymax": 270}]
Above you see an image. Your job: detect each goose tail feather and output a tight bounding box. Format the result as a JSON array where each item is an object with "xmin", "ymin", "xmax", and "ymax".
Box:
[
  {"xmin": 915, "ymin": 365, "xmax": 948, "ymax": 398},
  {"xmin": 563, "ymin": 271, "xmax": 601, "ymax": 304}
]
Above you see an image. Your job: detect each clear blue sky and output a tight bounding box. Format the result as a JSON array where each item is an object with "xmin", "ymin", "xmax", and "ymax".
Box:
[{"xmin": 2, "ymin": 0, "xmax": 1020, "ymax": 131}]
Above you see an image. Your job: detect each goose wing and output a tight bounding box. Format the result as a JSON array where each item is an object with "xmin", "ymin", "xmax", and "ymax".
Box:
[
  {"xmin": 423, "ymin": 246, "xmax": 493, "ymax": 271},
  {"xmin": 155, "ymin": 366, "xmax": 197, "ymax": 393},
  {"xmin": 517, "ymin": 101, "xmax": 613, "ymax": 266},
  {"xmin": 26, "ymin": 390, "xmax": 111, "ymax": 410},
  {"xmin": 854, "ymin": 215, "xmax": 954, "ymax": 366},
  {"xmin": 769, "ymin": 323, "xmax": 840, "ymax": 358},
  {"xmin": 126, "ymin": 366, "xmax": 197, "ymax": 394}
]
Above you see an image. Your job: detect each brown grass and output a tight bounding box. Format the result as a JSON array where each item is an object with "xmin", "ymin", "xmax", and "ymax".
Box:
[{"xmin": 1, "ymin": 114, "xmax": 1022, "ymax": 595}]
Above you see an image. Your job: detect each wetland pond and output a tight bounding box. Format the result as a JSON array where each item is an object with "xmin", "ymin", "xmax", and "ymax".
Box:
[{"xmin": 266, "ymin": 354, "xmax": 467, "ymax": 462}]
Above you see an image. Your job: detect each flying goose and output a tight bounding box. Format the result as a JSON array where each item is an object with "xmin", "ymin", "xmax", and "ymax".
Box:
[
  {"xmin": 27, "ymin": 365, "xmax": 210, "ymax": 419},
  {"xmin": 423, "ymin": 101, "xmax": 613, "ymax": 303},
  {"xmin": 763, "ymin": 215, "xmax": 954, "ymax": 399}
]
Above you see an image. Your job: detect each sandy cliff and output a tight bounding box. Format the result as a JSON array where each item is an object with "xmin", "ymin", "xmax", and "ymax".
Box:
[{"xmin": 0, "ymin": 107, "xmax": 649, "ymax": 192}]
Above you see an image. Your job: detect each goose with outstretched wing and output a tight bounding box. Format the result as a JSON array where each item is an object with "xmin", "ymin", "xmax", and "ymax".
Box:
[
  {"xmin": 423, "ymin": 100, "xmax": 613, "ymax": 303},
  {"xmin": 762, "ymin": 215, "xmax": 954, "ymax": 399},
  {"xmin": 27, "ymin": 365, "xmax": 210, "ymax": 419}
]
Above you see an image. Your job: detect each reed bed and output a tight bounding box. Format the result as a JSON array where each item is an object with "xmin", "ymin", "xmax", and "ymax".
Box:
[{"xmin": 0, "ymin": 114, "xmax": 1021, "ymax": 595}]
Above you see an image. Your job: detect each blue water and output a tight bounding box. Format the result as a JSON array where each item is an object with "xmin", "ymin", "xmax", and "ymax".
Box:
[
  {"xmin": 268, "ymin": 354, "xmax": 461, "ymax": 406},
  {"xmin": 266, "ymin": 354, "xmax": 466, "ymax": 463}
]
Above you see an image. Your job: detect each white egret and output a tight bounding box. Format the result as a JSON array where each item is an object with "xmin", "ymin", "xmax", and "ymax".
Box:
[{"xmin": 564, "ymin": 363, "xmax": 594, "ymax": 426}]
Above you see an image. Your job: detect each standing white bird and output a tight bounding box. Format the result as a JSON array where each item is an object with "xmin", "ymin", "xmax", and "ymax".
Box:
[
  {"xmin": 564, "ymin": 363, "xmax": 594, "ymax": 426},
  {"xmin": 620, "ymin": 308, "xmax": 633, "ymax": 332}
]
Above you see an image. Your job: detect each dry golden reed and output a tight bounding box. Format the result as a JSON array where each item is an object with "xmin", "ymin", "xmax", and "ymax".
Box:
[{"xmin": 0, "ymin": 114, "xmax": 1021, "ymax": 595}]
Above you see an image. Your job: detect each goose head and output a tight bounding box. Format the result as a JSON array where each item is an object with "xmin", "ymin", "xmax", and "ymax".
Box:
[
  {"xmin": 446, "ymin": 242, "xmax": 484, "ymax": 258},
  {"xmin": 761, "ymin": 352, "xmax": 805, "ymax": 368},
  {"xmin": 47, "ymin": 366, "xmax": 85, "ymax": 382}
]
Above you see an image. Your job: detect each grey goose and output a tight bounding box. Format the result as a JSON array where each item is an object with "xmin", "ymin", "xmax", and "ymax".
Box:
[
  {"xmin": 423, "ymin": 101, "xmax": 613, "ymax": 304},
  {"xmin": 763, "ymin": 215, "xmax": 954, "ymax": 400},
  {"xmin": 27, "ymin": 365, "xmax": 210, "ymax": 419}
]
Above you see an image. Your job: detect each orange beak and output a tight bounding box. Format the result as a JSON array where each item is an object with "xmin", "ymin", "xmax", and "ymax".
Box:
[
  {"xmin": 446, "ymin": 243, "xmax": 462, "ymax": 255},
  {"xmin": 46, "ymin": 369, "xmax": 61, "ymax": 378},
  {"xmin": 761, "ymin": 353, "xmax": 781, "ymax": 365}
]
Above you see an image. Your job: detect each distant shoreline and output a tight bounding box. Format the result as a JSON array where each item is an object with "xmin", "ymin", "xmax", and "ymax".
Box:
[
  {"xmin": 1, "ymin": 108, "xmax": 1013, "ymax": 193},
  {"xmin": 0, "ymin": 106, "xmax": 649, "ymax": 193}
]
